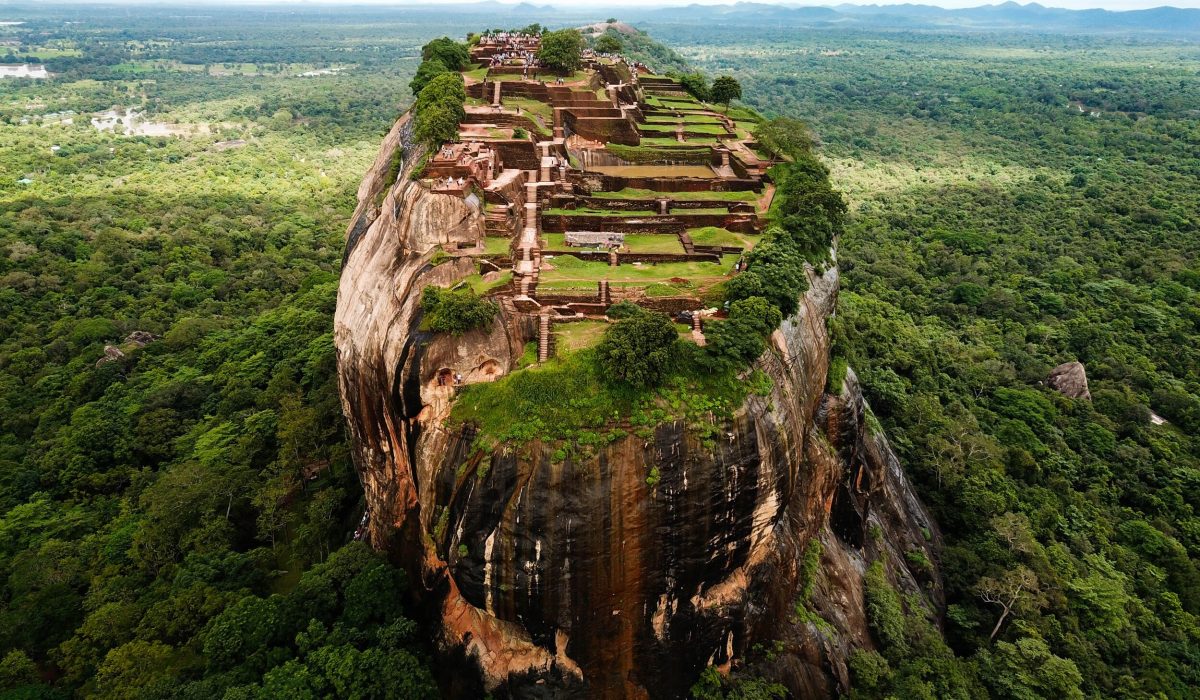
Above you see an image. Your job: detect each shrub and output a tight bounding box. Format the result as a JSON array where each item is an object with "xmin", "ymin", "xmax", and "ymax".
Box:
[
  {"xmin": 420, "ymin": 286, "xmax": 497, "ymax": 335},
  {"xmin": 596, "ymin": 311, "xmax": 678, "ymax": 388},
  {"xmin": 595, "ymin": 34, "xmax": 622, "ymax": 54},
  {"xmin": 605, "ymin": 300, "xmax": 643, "ymax": 319},
  {"xmin": 675, "ymin": 72, "xmax": 711, "ymax": 102},
  {"xmin": 702, "ymin": 296, "xmax": 781, "ymax": 372}
]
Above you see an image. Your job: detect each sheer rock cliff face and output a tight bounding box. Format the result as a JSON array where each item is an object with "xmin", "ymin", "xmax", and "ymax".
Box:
[{"xmin": 335, "ymin": 121, "xmax": 941, "ymax": 698}]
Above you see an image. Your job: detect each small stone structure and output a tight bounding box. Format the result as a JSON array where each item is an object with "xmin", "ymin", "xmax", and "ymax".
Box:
[{"xmin": 565, "ymin": 231, "xmax": 624, "ymax": 247}]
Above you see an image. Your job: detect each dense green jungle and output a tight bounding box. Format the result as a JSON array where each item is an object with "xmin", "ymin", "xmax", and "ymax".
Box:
[{"xmin": 1, "ymin": 4, "xmax": 1198, "ymax": 698}]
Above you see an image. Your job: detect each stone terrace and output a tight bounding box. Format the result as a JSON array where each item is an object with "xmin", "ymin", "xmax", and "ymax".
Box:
[{"xmin": 415, "ymin": 31, "xmax": 779, "ymax": 362}]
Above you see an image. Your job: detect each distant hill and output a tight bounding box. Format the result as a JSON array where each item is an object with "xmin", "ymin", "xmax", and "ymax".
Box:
[{"xmin": 614, "ymin": 1, "xmax": 1200, "ymax": 35}]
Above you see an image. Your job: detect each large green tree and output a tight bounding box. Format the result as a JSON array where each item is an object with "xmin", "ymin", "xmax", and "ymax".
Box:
[
  {"xmin": 710, "ymin": 75, "xmax": 742, "ymax": 110},
  {"xmin": 596, "ymin": 311, "xmax": 679, "ymax": 388},
  {"xmin": 420, "ymin": 36, "xmax": 470, "ymax": 71},
  {"xmin": 537, "ymin": 29, "xmax": 584, "ymax": 74}
]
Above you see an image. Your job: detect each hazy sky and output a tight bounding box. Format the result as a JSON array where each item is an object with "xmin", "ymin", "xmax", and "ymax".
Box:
[{"xmin": 28, "ymin": 0, "xmax": 1199, "ymax": 10}]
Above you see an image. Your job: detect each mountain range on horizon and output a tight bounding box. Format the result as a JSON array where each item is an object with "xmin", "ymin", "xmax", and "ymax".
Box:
[{"xmin": 8, "ymin": 0, "xmax": 1200, "ymax": 34}]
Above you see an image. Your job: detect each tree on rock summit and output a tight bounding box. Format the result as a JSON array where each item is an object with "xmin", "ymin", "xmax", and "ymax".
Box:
[{"xmin": 538, "ymin": 29, "xmax": 584, "ymax": 75}]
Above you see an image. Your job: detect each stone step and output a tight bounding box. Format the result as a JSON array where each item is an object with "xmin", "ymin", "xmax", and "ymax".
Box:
[{"xmin": 537, "ymin": 315, "xmax": 552, "ymax": 363}]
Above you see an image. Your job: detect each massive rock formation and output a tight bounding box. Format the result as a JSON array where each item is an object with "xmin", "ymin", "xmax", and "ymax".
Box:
[
  {"xmin": 1046, "ymin": 360, "xmax": 1091, "ymax": 401},
  {"xmin": 336, "ymin": 102, "xmax": 938, "ymax": 700}
]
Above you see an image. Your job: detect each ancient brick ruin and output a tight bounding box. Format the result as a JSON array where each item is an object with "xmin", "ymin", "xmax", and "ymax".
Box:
[{"xmin": 415, "ymin": 31, "xmax": 778, "ymax": 361}]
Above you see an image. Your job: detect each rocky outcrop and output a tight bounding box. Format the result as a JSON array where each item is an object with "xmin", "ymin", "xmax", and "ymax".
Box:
[
  {"xmin": 1047, "ymin": 360, "xmax": 1091, "ymax": 400},
  {"xmin": 335, "ymin": 118, "xmax": 940, "ymax": 699},
  {"xmin": 756, "ymin": 368, "xmax": 942, "ymax": 697}
]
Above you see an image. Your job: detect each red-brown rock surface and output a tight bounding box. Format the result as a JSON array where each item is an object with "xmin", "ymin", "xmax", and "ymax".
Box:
[{"xmin": 335, "ymin": 113, "xmax": 940, "ymax": 699}]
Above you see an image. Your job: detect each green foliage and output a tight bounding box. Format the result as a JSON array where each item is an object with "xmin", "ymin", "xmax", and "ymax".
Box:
[
  {"xmin": 413, "ymin": 72, "xmax": 465, "ymax": 148},
  {"xmin": 420, "ymin": 286, "xmax": 498, "ymax": 335},
  {"xmin": 537, "ymin": 29, "xmax": 584, "ymax": 74},
  {"xmin": 864, "ymin": 561, "xmax": 909, "ymax": 658},
  {"xmin": 675, "ymin": 72, "xmax": 711, "ymax": 102},
  {"xmin": 753, "ymin": 117, "xmax": 813, "ymax": 159},
  {"xmin": 605, "ymin": 300, "xmax": 644, "ymax": 319},
  {"xmin": 689, "ymin": 665, "xmax": 788, "ymax": 700},
  {"xmin": 711, "ymin": 75, "xmax": 743, "ymax": 108},
  {"xmin": 828, "ymin": 356, "xmax": 849, "ymax": 394},
  {"xmin": 408, "ymin": 58, "xmax": 448, "ymax": 96},
  {"xmin": 979, "ymin": 638, "xmax": 1084, "ymax": 700},
  {"xmin": 420, "ymin": 36, "xmax": 470, "ymax": 72},
  {"xmin": 724, "ymin": 233, "xmax": 810, "ymax": 315},
  {"xmin": 596, "ymin": 311, "xmax": 679, "ymax": 389},
  {"xmin": 702, "ymin": 296, "xmax": 782, "ymax": 372},
  {"xmin": 595, "ymin": 33, "xmax": 623, "ymax": 54},
  {"xmin": 0, "ymin": 10, "xmax": 440, "ymax": 696}
]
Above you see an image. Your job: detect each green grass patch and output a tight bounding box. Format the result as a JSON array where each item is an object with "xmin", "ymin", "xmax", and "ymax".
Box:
[
  {"xmin": 554, "ymin": 320, "xmax": 610, "ymax": 354},
  {"xmin": 605, "ymin": 143, "xmax": 712, "ymax": 163},
  {"xmin": 543, "ymin": 207, "xmax": 657, "ymax": 217},
  {"xmin": 462, "ymin": 64, "xmax": 489, "ymax": 81},
  {"xmin": 594, "ymin": 188, "xmax": 759, "ymax": 203},
  {"xmin": 501, "ymin": 96, "xmax": 552, "ymax": 121},
  {"xmin": 688, "ymin": 227, "xmax": 760, "ymax": 249},
  {"xmin": 622, "ymin": 234, "xmax": 685, "ymax": 254},
  {"xmin": 639, "ymin": 123, "xmax": 684, "ymax": 133},
  {"xmin": 481, "ymin": 236, "xmax": 512, "ymax": 255},
  {"xmin": 540, "ymin": 255, "xmax": 737, "ymax": 286},
  {"xmin": 450, "ymin": 345, "xmax": 753, "ymax": 448},
  {"xmin": 455, "ymin": 270, "xmax": 513, "ymax": 295}
]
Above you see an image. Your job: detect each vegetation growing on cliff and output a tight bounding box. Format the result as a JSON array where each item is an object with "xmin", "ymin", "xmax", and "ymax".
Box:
[
  {"xmin": 671, "ymin": 21, "xmax": 1200, "ymax": 699},
  {"xmin": 420, "ymin": 286, "xmax": 498, "ymax": 335},
  {"xmin": 412, "ymin": 72, "xmax": 466, "ymax": 148}
]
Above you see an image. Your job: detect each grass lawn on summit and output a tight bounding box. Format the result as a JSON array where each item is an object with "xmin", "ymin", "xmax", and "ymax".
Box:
[
  {"xmin": 622, "ymin": 234, "xmax": 686, "ymax": 254},
  {"xmin": 553, "ymin": 320, "xmax": 610, "ymax": 354}
]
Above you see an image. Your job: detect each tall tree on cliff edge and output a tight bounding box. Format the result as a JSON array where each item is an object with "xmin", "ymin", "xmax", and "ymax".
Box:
[{"xmin": 711, "ymin": 75, "xmax": 742, "ymax": 112}]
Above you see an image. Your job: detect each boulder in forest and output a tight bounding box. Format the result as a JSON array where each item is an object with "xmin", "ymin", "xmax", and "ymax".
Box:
[
  {"xmin": 125, "ymin": 330, "xmax": 157, "ymax": 346},
  {"xmin": 1047, "ymin": 361, "xmax": 1091, "ymax": 400},
  {"xmin": 96, "ymin": 345, "xmax": 124, "ymax": 366}
]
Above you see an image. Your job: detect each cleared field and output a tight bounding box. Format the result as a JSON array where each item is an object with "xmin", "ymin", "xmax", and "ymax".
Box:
[{"xmin": 542, "ymin": 207, "xmax": 657, "ymax": 216}]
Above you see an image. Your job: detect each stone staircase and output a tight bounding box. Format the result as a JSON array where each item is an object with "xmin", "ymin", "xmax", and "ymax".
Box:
[
  {"xmin": 679, "ymin": 231, "xmax": 696, "ymax": 255},
  {"xmin": 537, "ymin": 314, "xmax": 553, "ymax": 363}
]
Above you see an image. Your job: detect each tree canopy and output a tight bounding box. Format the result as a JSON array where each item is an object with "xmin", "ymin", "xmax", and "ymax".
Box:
[
  {"xmin": 413, "ymin": 72, "xmax": 466, "ymax": 148},
  {"xmin": 420, "ymin": 37, "xmax": 470, "ymax": 72},
  {"xmin": 596, "ymin": 311, "xmax": 679, "ymax": 388},
  {"xmin": 710, "ymin": 75, "xmax": 742, "ymax": 109},
  {"xmin": 595, "ymin": 33, "xmax": 623, "ymax": 54},
  {"xmin": 537, "ymin": 29, "xmax": 584, "ymax": 74}
]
